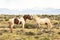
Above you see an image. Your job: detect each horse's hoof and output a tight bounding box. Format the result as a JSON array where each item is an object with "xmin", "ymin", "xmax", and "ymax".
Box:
[
  {"xmin": 10, "ymin": 31, "xmax": 13, "ymax": 33},
  {"xmin": 20, "ymin": 30, "xmax": 24, "ymax": 32},
  {"xmin": 58, "ymin": 32, "xmax": 60, "ymax": 35},
  {"xmin": 20, "ymin": 30, "xmax": 23, "ymax": 31},
  {"xmin": 11, "ymin": 32, "xmax": 13, "ymax": 33},
  {"xmin": 37, "ymin": 32, "xmax": 43, "ymax": 35}
]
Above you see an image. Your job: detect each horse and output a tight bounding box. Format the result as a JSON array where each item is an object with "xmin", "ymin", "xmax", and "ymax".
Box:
[
  {"xmin": 32, "ymin": 15, "xmax": 52, "ymax": 31},
  {"xmin": 8, "ymin": 15, "xmax": 32, "ymax": 33}
]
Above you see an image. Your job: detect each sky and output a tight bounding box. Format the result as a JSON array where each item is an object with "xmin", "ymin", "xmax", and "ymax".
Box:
[{"xmin": 0, "ymin": 0, "xmax": 60, "ymax": 15}]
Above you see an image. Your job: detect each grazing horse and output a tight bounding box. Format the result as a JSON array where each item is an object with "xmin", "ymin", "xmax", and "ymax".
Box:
[
  {"xmin": 32, "ymin": 15, "xmax": 52, "ymax": 31},
  {"xmin": 8, "ymin": 15, "xmax": 32, "ymax": 33}
]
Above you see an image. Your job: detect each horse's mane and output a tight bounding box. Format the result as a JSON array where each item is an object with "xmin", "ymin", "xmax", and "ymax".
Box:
[{"xmin": 33, "ymin": 15, "xmax": 40, "ymax": 18}]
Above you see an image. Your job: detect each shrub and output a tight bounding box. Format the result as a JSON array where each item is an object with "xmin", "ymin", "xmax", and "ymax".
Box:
[
  {"xmin": 13, "ymin": 25, "xmax": 22, "ymax": 28},
  {"xmin": 25, "ymin": 23, "xmax": 37, "ymax": 29},
  {"xmin": 40, "ymin": 37, "xmax": 50, "ymax": 40},
  {"xmin": 25, "ymin": 31, "xmax": 35, "ymax": 35}
]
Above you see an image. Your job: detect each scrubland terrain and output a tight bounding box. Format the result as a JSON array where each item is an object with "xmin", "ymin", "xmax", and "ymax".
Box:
[{"xmin": 0, "ymin": 15, "xmax": 60, "ymax": 40}]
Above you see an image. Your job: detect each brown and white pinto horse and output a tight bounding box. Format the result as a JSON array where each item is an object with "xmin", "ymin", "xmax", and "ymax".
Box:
[{"xmin": 8, "ymin": 15, "xmax": 32, "ymax": 33}]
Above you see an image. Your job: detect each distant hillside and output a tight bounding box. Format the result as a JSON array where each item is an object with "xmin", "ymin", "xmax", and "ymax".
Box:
[{"xmin": 0, "ymin": 8, "xmax": 60, "ymax": 15}]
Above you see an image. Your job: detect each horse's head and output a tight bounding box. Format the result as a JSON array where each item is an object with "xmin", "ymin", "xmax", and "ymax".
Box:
[
  {"xmin": 31, "ymin": 15, "xmax": 40, "ymax": 21},
  {"xmin": 23, "ymin": 15, "xmax": 33, "ymax": 21}
]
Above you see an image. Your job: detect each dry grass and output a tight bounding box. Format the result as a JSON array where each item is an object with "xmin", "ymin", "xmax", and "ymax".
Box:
[{"xmin": 0, "ymin": 15, "xmax": 60, "ymax": 40}]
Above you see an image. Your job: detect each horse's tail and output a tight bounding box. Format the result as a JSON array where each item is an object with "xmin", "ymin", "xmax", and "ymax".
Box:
[{"xmin": 49, "ymin": 22, "xmax": 53, "ymax": 29}]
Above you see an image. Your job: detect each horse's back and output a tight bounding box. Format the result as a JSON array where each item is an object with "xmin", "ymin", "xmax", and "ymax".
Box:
[
  {"xmin": 36, "ymin": 18, "xmax": 50, "ymax": 24},
  {"xmin": 9, "ymin": 18, "xmax": 14, "ymax": 23}
]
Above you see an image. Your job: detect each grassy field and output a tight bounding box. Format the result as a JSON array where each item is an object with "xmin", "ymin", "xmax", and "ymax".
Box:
[{"xmin": 0, "ymin": 15, "xmax": 60, "ymax": 40}]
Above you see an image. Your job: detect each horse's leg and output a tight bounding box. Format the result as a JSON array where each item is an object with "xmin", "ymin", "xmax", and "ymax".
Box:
[
  {"xmin": 22, "ymin": 21, "xmax": 25, "ymax": 31},
  {"xmin": 9, "ymin": 22, "xmax": 14, "ymax": 33},
  {"xmin": 47, "ymin": 22, "xmax": 52, "ymax": 31},
  {"xmin": 47, "ymin": 22, "xmax": 50, "ymax": 31},
  {"xmin": 49, "ymin": 22, "xmax": 52, "ymax": 29},
  {"xmin": 37, "ymin": 23, "xmax": 40, "ymax": 31},
  {"xmin": 10, "ymin": 24, "xmax": 14, "ymax": 33}
]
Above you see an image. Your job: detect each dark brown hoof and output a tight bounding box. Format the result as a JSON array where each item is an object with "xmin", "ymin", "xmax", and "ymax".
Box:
[{"xmin": 11, "ymin": 31, "xmax": 13, "ymax": 33}]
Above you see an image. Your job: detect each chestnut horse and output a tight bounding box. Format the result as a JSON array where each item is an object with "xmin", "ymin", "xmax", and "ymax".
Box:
[{"xmin": 8, "ymin": 15, "xmax": 32, "ymax": 33}]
